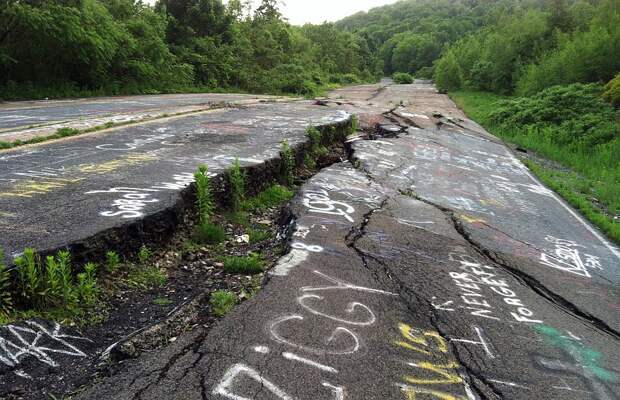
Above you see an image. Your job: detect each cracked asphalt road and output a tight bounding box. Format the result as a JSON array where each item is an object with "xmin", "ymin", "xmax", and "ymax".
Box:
[
  {"xmin": 3, "ymin": 83, "xmax": 620, "ymax": 399},
  {"xmin": 0, "ymin": 93, "xmax": 282, "ymax": 142}
]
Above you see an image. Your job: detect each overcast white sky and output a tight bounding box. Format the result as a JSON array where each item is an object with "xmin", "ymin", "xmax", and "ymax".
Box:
[{"xmin": 238, "ymin": 0, "xmax": 400, "ymax": 25}]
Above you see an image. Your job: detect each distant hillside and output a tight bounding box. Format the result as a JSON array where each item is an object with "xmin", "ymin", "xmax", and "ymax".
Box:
[{"xmin": 335, "ymin": 0, "xmax": 547, "ymax": 76}]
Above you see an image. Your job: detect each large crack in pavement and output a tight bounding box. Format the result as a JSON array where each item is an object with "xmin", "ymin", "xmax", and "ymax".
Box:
[
  {"xmin": 344, "ymin": 199, "xmax": 499, "ymax": 400},
  {"xmin": 412, "ymin": 192, "xmax": 620, "ymax": 341}
]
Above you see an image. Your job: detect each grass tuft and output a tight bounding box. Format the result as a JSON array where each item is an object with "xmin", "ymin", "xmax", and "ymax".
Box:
[
  {"xmin": 126, "ymin": 265, "xmax": 166, "ymax": 289},
  {"xmin": 223, "ymin": 253, "xmax": 264, "ymax": 274},
  {"xmin": 241, "ymin": 184, "xmax": 293, "ymax": 211},
  {"xmin": 193, "ymin": 222, "xmax": 226, "ymax": 245},
  {"xmin": 153, "ymin": 297, "xmax": 173, "ymax": 306},
  {"xmin": 249, "ymin": 229, "xmax": 272, "ymax": 244}
]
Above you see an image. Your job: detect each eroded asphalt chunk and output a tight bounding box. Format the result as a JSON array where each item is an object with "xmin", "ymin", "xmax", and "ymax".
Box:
[
  {"xmin": 2, "ymin": 82, "xmax": 620, "ymax": 399},
  {"xmin": 0, "ymin": 101, "xmax": 348, "ymax": 263}
]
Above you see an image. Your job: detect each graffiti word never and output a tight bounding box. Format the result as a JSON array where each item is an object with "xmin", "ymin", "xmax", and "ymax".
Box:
[{"xmin": 444, "ymin": 251, "xmax": 542, "ymax": 324}]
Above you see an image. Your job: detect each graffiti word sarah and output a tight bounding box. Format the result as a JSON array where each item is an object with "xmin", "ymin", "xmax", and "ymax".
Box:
[{"xmin": 87, "ymin": 172, "xmax": 195, "ymax": 218}]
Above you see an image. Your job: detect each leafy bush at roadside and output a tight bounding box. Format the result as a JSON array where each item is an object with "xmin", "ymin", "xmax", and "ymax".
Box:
[
  {"xmin": 603, "ymin": 74, "xmax": 620, "ymax": 107},
  {"xmin": 393, "ymin": 72, "xmax": 414, "ymax": 84},
  {"xmin": 487, "ymin": 84, "xmax": 619, "ymax": 149}
]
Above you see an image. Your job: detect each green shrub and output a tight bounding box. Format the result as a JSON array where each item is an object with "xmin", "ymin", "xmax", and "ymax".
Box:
[
  {"xmin": 340, "ymin": 73, "xmax": 360, "ymax": 85},
  {"xmin": 228, "ymin": 159, "xmax": 246, "ymax": 212},
  {"xmin": 194, "ymin": 165, "xmax": 214, "ymax": 224},
  {"xmin": 56, "ymin": 127, "xmax": 80, "ymax": 137},
  {"xmin": 393, "ymin": 72, "xmax": 414, "ymax": 84},
  {"xmin": 487, "ymin": 84, "xmax": 618, "ymax": 149},
  {"xmin": 603, "ymin": 74, "xmax": 620, "ymax": 107},
  {"xmin": 210, "ymin": 290, "xmax": 237, "ymax": 317},
  {"xmin": 193, "ymin": 222, "xmax": 226, "ymax": 245},
  {"xmin": 223, "ymin": 254, "xmax": 264, "ymax": 274},
  {"xmin": 416, "ymin": 66, "xmax": 434, "ymax": 79}
]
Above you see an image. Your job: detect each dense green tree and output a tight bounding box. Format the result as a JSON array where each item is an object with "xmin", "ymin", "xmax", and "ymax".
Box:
[
  {"xmin": 2, "ymin": 0, "xmax": 618, "ymax": 100},
  {"xmin": 548, "ymin": 0, "xmax": 573, "ymax": 32},
  {"xmin": 391, "ymin": 33, "xmax": 441, "ymax": 74}
]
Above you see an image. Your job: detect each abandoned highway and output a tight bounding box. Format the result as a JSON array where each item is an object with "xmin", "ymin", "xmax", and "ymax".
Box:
[{"xmin": 1, "ymin": 82, "xmax": 619, "ymax": 399}]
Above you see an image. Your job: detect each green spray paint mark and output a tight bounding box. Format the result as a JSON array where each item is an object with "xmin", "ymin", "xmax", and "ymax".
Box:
[{"xmin": 535, "ymin": 325, "xmax": 617, "ymax": 382}]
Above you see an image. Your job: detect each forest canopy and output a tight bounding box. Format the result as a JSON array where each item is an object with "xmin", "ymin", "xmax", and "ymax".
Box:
[
  {"xmin": 1, "ymin": 0, "xmax": 619, "ymax": 99},
  {"xmin": 0, "ymin": 0, "xmax": 379, "ymax": 99}
]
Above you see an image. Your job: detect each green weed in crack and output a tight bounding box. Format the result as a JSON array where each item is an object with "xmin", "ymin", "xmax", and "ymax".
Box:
[
  {"xmin": 304, "ymin": 126, "xmax": 329, "ymax": 170},
  {"xmin": 249, "ymin": 229, "xmax": 271, "ymax": 244},
  {"xmin": 106, "ymin": 250, "xmax": 120, "ymax": 273},
  {"xmin": 15, "ymin": 248, "xmax": 44, "ymax": 309},
  {"xmin": 351, "ymin": 114, "xmax": 359, "ymax": 133},
  {"xmin": 45, "ymin": 255, "xmax": 63, "ymax": 305},
  {"xmin": 57, "ymin": 250, "xmax": 74, "ymax": 303},
  {"xmin": 228, "ymin": 158, "xmax": 246, "ymax": 212},
  {"xmin": 10, "ymin": 248, "xmax": 101, "ymax": 320},
  {"xmin": 138, "ymin": 245, "xmax": 152, "ymax": 265},
  {"xmin": 194, "ymin": 164, "xmax": 214, "ymax": 224},
  {"xmin": 55, "ymin": 127, "xmax": 80, "ymax": 138},
  {"xmin": 193, "ymin": 164, "xmax": 225, "ymax": 244},
  {"xmin": 280, "ymin": 140, "xmax": 295, "ymax": 187},
  {"xmin": 153, "ymin": 297, "xmax": 173, "ymax": 306},
  {"xmin": 0, "ymin": 248, "xmax": 14, "ymax": 319},
  {"xmin": 76, "ymin": 263, "xmax": 99, "ymax": 306},
  {"xmin": 126, "ymin": 265, "xmax": 166, "ymax": 290},
  {"xmin": 210, "ymin": 290, "xmax": 237, "ymax": 317}
]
